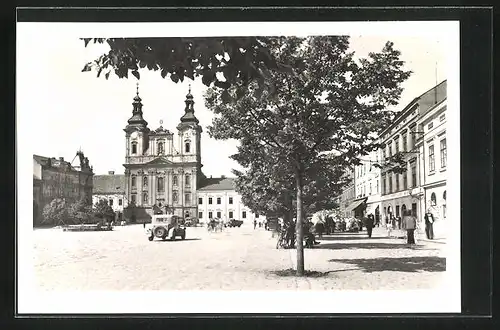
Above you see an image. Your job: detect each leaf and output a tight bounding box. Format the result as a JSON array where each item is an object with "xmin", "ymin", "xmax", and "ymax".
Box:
[
  {"xmin": 105, "ymin": 71, "xmax": 110, "ymax": 80},
  {"xmin": 81, "ymin": 63, "xmax": 92, "ymax": 72},
  {"xmin": 132, "ymin": 70, "xmax": 140, "ymax": 80},
  {"xmin": 170, "ymin": 73, "xmax": 179, "ymax": 83},
  {"xmin": 161, "ymin": 69, "xmax": 168, "ymax": 78}
]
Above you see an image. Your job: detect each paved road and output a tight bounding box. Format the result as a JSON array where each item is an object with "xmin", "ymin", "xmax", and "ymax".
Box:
[{"xmin": 32, "ymin": 223, "xmax": 446, "ymax": 291}]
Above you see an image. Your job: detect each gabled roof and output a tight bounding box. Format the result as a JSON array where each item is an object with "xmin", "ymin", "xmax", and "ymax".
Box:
[
  {"xmin": 93, "ymin": 174, "xmax": 126, "ymax": 194},
  {"xmin": 33, "ymin": 154, "xmax": 49, "ymax": 166},
  {"xmin": 198, "ymin": 178, "xmax": 236, "ymax": 191},
  {"xmin": 144, "ymin": 157, "xmax": 175, "ymax": 166}
]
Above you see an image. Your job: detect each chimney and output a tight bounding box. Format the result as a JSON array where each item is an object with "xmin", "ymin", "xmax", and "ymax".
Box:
[
  {"xmin": 108, "ymin": 171, "xmax": 115, "ymax": 175},
  {"xmin": 210, "ymin": 175, "xmax": 212, "ymax": 179},
  {"xmin": 59, "ymin": 157, "xmax": 64, "ymax": 162}
]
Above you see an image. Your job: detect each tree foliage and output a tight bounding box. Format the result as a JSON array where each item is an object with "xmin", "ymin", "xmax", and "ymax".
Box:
[
  {"xmin": 205, "ymin": 36, "xmax": 411, "ymax": 275},
  {"xmin": 67, "ymin": 197, "xmax": 94, "ymax": 224},
  {"xmin": 81, "ymin": 37, "xmax": 296, "ymax": 98},
  {"xmin": 42, "ymin": 198, "xmax": 69, "ymax": 226},
  {"xmin": 93, "ymin": 199, "xmax": 115, "ymax": 222}
]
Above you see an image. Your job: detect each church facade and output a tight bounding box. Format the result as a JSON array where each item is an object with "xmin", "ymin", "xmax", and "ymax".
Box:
[{"xmin": 123, "ymin": 85, "xmax": 204, "ymax": 221}]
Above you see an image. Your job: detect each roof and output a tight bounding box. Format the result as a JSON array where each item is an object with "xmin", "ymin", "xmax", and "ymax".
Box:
[
  {"xmin": 33, "ymin": 154, "xmax": 49, "ymax": 166},
  {"xmin": 197, "ymin": 178, "xmax": 236, "ymax": 191},
  {"xmin": 33, "ymin": 154, "xmax": 77, "ymax": 171},
  {"xmin": 93, "ymin": 174, "xmax": 126, "ymax": 194}
]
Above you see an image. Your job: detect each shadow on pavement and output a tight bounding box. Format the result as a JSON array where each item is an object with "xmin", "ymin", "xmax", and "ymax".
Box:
[
  {"xmin": 154, "ymin": 238, "xmax": 201, "ymax": 242},
  {"xmin": 314, "ymin": 242, "xmax": 437, "ymax": 250},
  {"xmin": 318, "ymin": 235, "xmax": 388, "ymax": 241},
  {"xmin": 328, "ymin": 256, "xmax": 446, "ymax": 273}
]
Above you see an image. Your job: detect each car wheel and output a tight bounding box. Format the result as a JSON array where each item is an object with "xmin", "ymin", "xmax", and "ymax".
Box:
[
  {"xmin": 154, "ymin": 226, "xmax": 166, "ymax": 238},
  {"xmin": 181, "ymin": 231, "xmax": 186, "ymax": 240},
  {"xmin": 148, "ymin": 236, "xmax": 154, "ymax": 241}
]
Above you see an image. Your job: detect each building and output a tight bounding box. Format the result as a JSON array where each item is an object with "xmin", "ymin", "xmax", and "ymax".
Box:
[
  {"xmin": 92, "ymin": 171, "xmax": 127, "ymax": 222},
  {"xmin": 416, "ymin": 97, "xmax": 447, "ymax": 238},
  {"xmin": 338, "ymin": 167, "xmax": 356, "ymax": 218},
  {"xmin": 353, "ymin": 149, "xmax": 382, "ymax": 222},
  {"xmin": 197, "ymin": 177, "xmax": 264, "ymax": 224},
  {"xmin": 379, "ymin": 80, "xmax": 447, "ymax": 226},
  {"xmin": 122, "ymin": 84, "xmax": 204, "ymax": 222},
  {"xmin": 33, "ymin": 151, "xmax": 94, "ymax": 226}
]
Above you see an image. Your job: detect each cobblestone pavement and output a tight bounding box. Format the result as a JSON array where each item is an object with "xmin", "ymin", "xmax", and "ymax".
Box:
[{"xmin": 32, "ymin": 223, "xmax": 446, "ymax": 291}]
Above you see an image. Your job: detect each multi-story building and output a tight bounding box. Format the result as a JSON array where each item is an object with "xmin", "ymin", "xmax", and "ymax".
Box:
[
  {"xmin": 122, "ymin": 85, "xmax": 204, "ymax": 222},
  {"xmin": 92, "ymin": 171, "xmax": 127, "ymax": 222},
  {"xmin": 197, "ymin": 177, "xmax": 264, "ymax": 224},
  {"xmin": 416, "ymin": 97, "xmax": 447, "ymax": 238},
  {"xmin": 338, "ymin": 167, "xmax": 356, "ymax": 218},
  {"xmin": 32, "ymin": 151, "xmax": 94, "ymax": 226},
  {"xmin": 379, "ymin": 80, "xmax": 447, "ymax": 226},
  {"xmin": 354, "ymin": 150, "xmax": 382, "ymax": 222}
]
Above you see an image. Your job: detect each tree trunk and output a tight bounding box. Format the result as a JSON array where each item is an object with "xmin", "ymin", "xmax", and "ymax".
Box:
[{"xmin": 295, "ymin": 168, "xmax": 305, "ymax": 276}]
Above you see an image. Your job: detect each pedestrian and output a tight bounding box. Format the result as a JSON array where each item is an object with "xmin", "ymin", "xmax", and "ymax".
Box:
[
  {"xmin": 403, "ymin": 210, "xmax": 417, "ymax": 246},
  {"xmin": 397, "ymin": 216, "xmax": 402, "ymax": 230},
  {"xmin": 314, "ymin": 221, "xmax": 325, "ymax": 239},
  {"xmin": 424, "ymin": 212, "xmax": 435, "ymax": 239},
  {"xmin": 365, "ymin": 214, "xmax": 374, "ymax": 238},
  {"xmin": 253, "ymin": 219, "xmax": 257, "ymax": 230}
]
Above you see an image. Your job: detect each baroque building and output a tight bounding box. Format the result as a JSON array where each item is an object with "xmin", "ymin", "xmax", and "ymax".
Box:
[
  {"xmin": 33, "ymin": 151, "xmax": 94, "ymax": 226},
  {"xmin": 123, "ymin": 84, "xmax": 204, "ymax": 221}
]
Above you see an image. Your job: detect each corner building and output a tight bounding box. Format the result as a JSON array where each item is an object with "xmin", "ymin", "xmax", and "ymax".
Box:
[{"xmin": 123, "ymin": 85, "xmax": 203, "ymax": 221}]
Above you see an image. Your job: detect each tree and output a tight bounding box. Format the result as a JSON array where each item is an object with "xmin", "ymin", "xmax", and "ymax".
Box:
[
  {"xmin": 93, "ymin": 199, "xmax": 115, "ymax": 223},
  {"xmin": 81, "ymin": 37, "xmax": 297, "ymax": 98},
  {"xmin": 42, "ymin": 198, "xmax": 68, "ymax": 226},
  {"xmin": 205, "ymin": 36, "xmax": 411, "ymax": 275},
  {"xmin": 68, "ymin": 198, "xmax": 94, "ymax": 225}
]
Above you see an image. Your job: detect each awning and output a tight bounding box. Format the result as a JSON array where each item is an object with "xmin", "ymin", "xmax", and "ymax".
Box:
[{"xmin": 347, "ymin": 198, "xmax": 367, "ymax": 212}]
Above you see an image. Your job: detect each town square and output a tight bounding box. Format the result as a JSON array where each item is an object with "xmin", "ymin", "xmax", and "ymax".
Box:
[{"xmin": 17, "ymin": 19, "xmax": 461, "ymax": 314}]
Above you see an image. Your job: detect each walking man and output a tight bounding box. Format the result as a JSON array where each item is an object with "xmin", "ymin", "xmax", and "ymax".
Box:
[
  {"xmin": 253, "ymin": 219, "xmax": 257, "ymax": 230},
  {"xmin": 424, "ymin": 212, "xmax": 435, "ymax": 239},
  {"xmin": 403, "ymin": 210, "xmax": 417, "ymax": 246},
  {"xmin": 365, "ymin": 214, "xmax": 374, "ymax": 238}
]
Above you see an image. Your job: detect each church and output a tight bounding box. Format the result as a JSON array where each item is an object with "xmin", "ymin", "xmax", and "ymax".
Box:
[{"xmin": 122, "ymin": 84, "xmax": 204, "ymax": 221}]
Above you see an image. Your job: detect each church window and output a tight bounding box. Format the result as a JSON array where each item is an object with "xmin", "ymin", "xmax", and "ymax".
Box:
[
  {"xmin": 158, "ymin": 142, "xmax": 164, "ymax": 155},
  {"xmin": 173, "ymin": 190, "xmax": 178, "ymax": 202},
  {"xmin": 131, "ymin": 176, "xmax": 136, "ymax": 188},
  {"xmin": 185, "ymin": 193, "xmax": 191, "ymax": 203},
  {"xmin": 131, "ymin": 142, "xmax": 137, "ymax": 155},
  {"xmin": 185, "ymin": 174, "xmax": 191, "ymax": 188},
  {"xmin": 143, "ymin": 176, "xmax": 148, "ymax": 187},
  {"xmin": 173, "ymin": 175, "xmax": 178, "ymax": 186},
  {"xmin": 157, "ymin": 177, "xmax": 164, "ymax": 192},
  {"xmin": 185, "ymin": 142, "xmax": 191, "ymax": 153},
  {"xmin": 143, "ymin": 192, "xmax": 148, "ymax": 204}
]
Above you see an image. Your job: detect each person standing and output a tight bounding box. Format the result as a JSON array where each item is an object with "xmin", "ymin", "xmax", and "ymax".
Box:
[
  {"xmin": 314, "ymin": 221, "xmax": 325, "ymax": 239},
  {"xmin": 253, "ymin": 219, "xmax": 257, "ymax": 230},
  {"xmin": 403, "ymin": 210, "xmax": 417, "ymax": 246},
  {"xmin": 424, "ymin": 212, "xmax": 435, "ymax": 239},
  {"xmin": 365, "ymin": 214, "xmax": 374, "ymax": 238}
]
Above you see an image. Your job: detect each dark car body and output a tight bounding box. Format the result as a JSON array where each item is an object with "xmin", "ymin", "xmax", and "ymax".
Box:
[{"xmin": 227, "ymin": 219, "xmax": 243, "ymax": 227}]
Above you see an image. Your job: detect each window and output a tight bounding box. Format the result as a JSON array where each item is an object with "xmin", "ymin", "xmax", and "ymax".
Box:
[
  {"xmin": 401, "ymin": 204, "xmax": 407, "ymax": 216},
  {"xmin": 395, "ymin": 139, "xmax": 399, "ymax": 153},
  {"xmin": 440, "ymin": 114, "xmax": 446, "ymax": 122},
  {"xmin": 131, "ymin": 176, "xmax": 136, "ymax": 188},
  {"xmin": 428, "ymin": 122, "xmax": 434, "ymax": 130},
  {"xmin": 208, "ymin": 197, "xmax": 213, "ymax": 205},
  {"xmin": 143, "ymin": 176, "xmax": 148, "ymax": 187},
  {"xmin": 109, "ymin": 199, "xmax": 114, "ymax": 206},
  {"xmin": 185, "ymin": 193, "xmax": 191, "ymax": 204},
  {"xmin": 376, "ymin": 180, "xmax": 379, "ymax": 194},
  {"xmin": 208, "ymin": 211, "xmax": 213, "ymax": 219},
  {"xmin": 131, "ymin": 142, "xmax": 137, "ymax": 155},
  {"xmin": 216, "ymin": 211, "xmax": 221, "ymax": 218},
  {"xmin": 118, "ymin": 199, "xmax": 122, "ymax": 206},
  {"xmin": 382, "ymin": 148, "xmax": 386, "ymax": 160},
  {"xmin": 402, "ymin": 135, "xmax": 407, "ymax": 151},
  {"xmin": 443, "ymin": 191, "xmax": 447, "ymax": 218},
  {"xmin": 185, "ymin": 211, "xmax": 190, "ymax": 218},
  {"xmin": 158, "ymin": 142, "xmax": 164, "ymax": 154},
  {"xmin": 143, "ymin": 192, "xmax": 148, "ymax": 204},
  {"xmin": 256, "ymin": 214, "xmax": 260, "ymax": 218},
  {"xmin": 217, "ymin": 197, "xmax": 221, "ymax": 204},
  {"xmin": 173, "ymin": 175, "xmax": 178, "ymax": 186},
  {"xmin": 431, "ymin": 192, "xmax": 437, "ymax": 206},
  {"xmin": 388, "ymin": 175, "xmax": 393, "ymax": 193},
  {"xmin": 410, "ymin": 125, "xmax": 416, "ymax": 147},
  {"xmin": 440, "ymin": 138, "xmax": 447, "ymax": 168},
  {"xmin": 381, "ymin": 175, "xmax": 386, "ymax": 195},
  {"xmin": 429, "ymin": 145, "xmax": 435, "ymax": 172},
  {"xmin": 173, "ymin": 191, "xmax": 178, "ymax": 202},
  {"xmin": 388, "ymin": 145, "xmax": 392, "ymax": 157},
  {"xmin": 411, "ymin": 162, "xmax": 417, "ymax": 187},
  {"xmin": 198, "ymin": 197, "xmax": 203, "ymax": 205},
  {"xmin": 403, "ymin": 172, "xmax": 408, "ymax": 190},
  {"xmin": 229, "ymin": 211, "xmax": 233, "ymax": 218},
  {"xmin": 185, "ymin": 142, "xmax": 191, "ymax": 153},
  {"xmin": 185, "ymin": 174, "xmax": 191, "ymax": 188},
  {"xmin": 229, "ymin": 197, "xmax": 233, "ymax": 204},
  {"xmin": 131, "ymin": 194, "xmax": 136, "ymax": 204},
  {"xmin": 157, "ymin": 177, "xmax": 164, "ymax": 192},
  {"xmin": 395, "ymin": 174, "xmax": 399, "ymax": 191},
  {"xmin": 396, "ymin": 205, "xmax": 400, "ymax": 217},
  {"xmin": 242, "ymin": 211, "xmax": 247, "ymax": 219},
  {"xmin": 369, "ymin": 182, "xmax": 372, "ymax": 195},
  {"xmin": 198, "ymin": 211, "xmax": 203, "ymax": 219}
]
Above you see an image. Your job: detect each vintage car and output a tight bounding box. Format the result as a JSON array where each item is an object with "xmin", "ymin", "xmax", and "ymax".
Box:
[
  {"xmin": 227, "ymin": 219, "xmax": 243, "ymax": 228},
  {"xmin": 146, "ymin": 214, "xmax": 186, "ymax": 241}
]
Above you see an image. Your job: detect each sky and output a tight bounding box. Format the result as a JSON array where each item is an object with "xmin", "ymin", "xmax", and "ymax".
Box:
[{"xmin": 18, "ymin": 22, "xmax": 450, "ymax": 178}]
